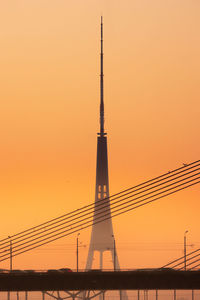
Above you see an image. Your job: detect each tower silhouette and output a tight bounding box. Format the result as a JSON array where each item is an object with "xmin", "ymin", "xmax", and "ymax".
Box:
[
  {"xmin": 85, "ymin": 17, "xmax": 116, "ymax": 270},
  {"xmin": 85, "ymin": 18, "xmax": 128, "ymax": 300}
]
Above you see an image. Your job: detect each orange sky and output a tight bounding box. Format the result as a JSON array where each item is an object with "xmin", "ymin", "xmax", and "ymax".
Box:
[{"xmin": 0, "ymin": 0, "xmax": 200, "ymax": 271}]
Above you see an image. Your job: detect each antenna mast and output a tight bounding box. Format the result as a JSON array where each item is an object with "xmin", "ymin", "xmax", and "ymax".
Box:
[{"xmin": 100, "ymin": 16, "xmax": 105, "ymax": 136}]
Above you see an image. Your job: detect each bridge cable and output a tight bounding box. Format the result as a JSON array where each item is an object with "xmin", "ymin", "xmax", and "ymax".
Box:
[
  {"xmin": 0, "ymin": 176, "xmax": 199, "ymax": 262},
  {"xmin": 0, "ymin": 160, "xmax": 199, "ymax": 246},
  {"xmin": 0, "ymin": 173, "xmax": 199, "ymax": 261},
  {"xmin": 0, "ymin": 168, "xmax": 199, "ymax": 254},
  {"xmin": 0, "ymin": 163, "xmax": 199, "ymax": 252}
]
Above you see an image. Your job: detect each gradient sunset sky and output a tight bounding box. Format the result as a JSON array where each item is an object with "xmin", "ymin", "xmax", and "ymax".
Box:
[{"xmin": 0, "ymin": 0, "xmax": 200, "ymax": 270}]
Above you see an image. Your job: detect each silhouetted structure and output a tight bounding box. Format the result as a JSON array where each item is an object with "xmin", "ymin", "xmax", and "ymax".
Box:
[
  {"xmin": 85, "ymin": 17, "xmax": 128, "ymax": 300},
  {"xmin": 85, "ymin": 16, "xmax": 115, "ymax": 271}
]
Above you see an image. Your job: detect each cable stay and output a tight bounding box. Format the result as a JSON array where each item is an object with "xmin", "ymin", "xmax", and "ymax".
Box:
[
  {"xmin": 0, "ymin": 160, "xmax": 199, "ymax": 263},
  {"xmin": 161, "ymin": 248, "xmax": 200, "ymax": 270}
]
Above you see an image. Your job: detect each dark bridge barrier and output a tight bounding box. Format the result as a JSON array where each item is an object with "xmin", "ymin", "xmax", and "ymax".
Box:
[{"xmin": 0, "ymin": 270, "xmax": 200, "ymax": 291}]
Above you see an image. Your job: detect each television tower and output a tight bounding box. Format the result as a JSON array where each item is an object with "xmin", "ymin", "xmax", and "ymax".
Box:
[
  {"xmin": 85, "ymin": 17, "xmax": 128, "ymax": 300},
  {"xmin": 85, "ymin": 15, "xmax": 116, "ymax": 271}
]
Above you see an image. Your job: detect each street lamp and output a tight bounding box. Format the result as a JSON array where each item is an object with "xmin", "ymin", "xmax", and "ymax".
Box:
[
  {"xmin": 76, "ymin": 233, "xmax": 80, "ymax": 272},
  {"xmin": 184, "ymin": 230, "xmax": 188, "ymax": 271},
  {"xmin": 8, "ymin": 236, "xmax": 12, "ymax": 271},
  {"xmin": 7, "ymin": 236, "xmax": 12, "ymax": 300}
]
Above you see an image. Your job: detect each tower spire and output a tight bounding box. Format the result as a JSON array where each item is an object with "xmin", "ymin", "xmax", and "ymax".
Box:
[
  {"xmin": 84, "ymin": 18, "xmax": 128, "ymax": 300},
  {"xmin": 100, "ymin": 16, "xmax": 105, "ymax": 136}
]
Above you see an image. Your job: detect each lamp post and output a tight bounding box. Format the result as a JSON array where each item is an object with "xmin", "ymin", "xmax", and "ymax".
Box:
[
  {"xmin": 7, "ymin": 236, "xmax": 12, "ymax": 300},
  {"xmin": 76, "ymin": 233, "xmax": 80, "ymax": 272},
  {"xmin": 114, "ymin": 238, "xmax": 116, "ymax": 271},
  {"xmin": 8, "ymin": 236, "xmax": 12, "ymax": 271},
  {"xmin": 184, "ymin": 230, "xmax": 188, "ymax": 271}
]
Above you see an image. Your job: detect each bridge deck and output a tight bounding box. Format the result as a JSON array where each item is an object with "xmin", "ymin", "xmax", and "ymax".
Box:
[{"xmin": 0, "ymin": 270, "xmax": 200, "ymax": 291}]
